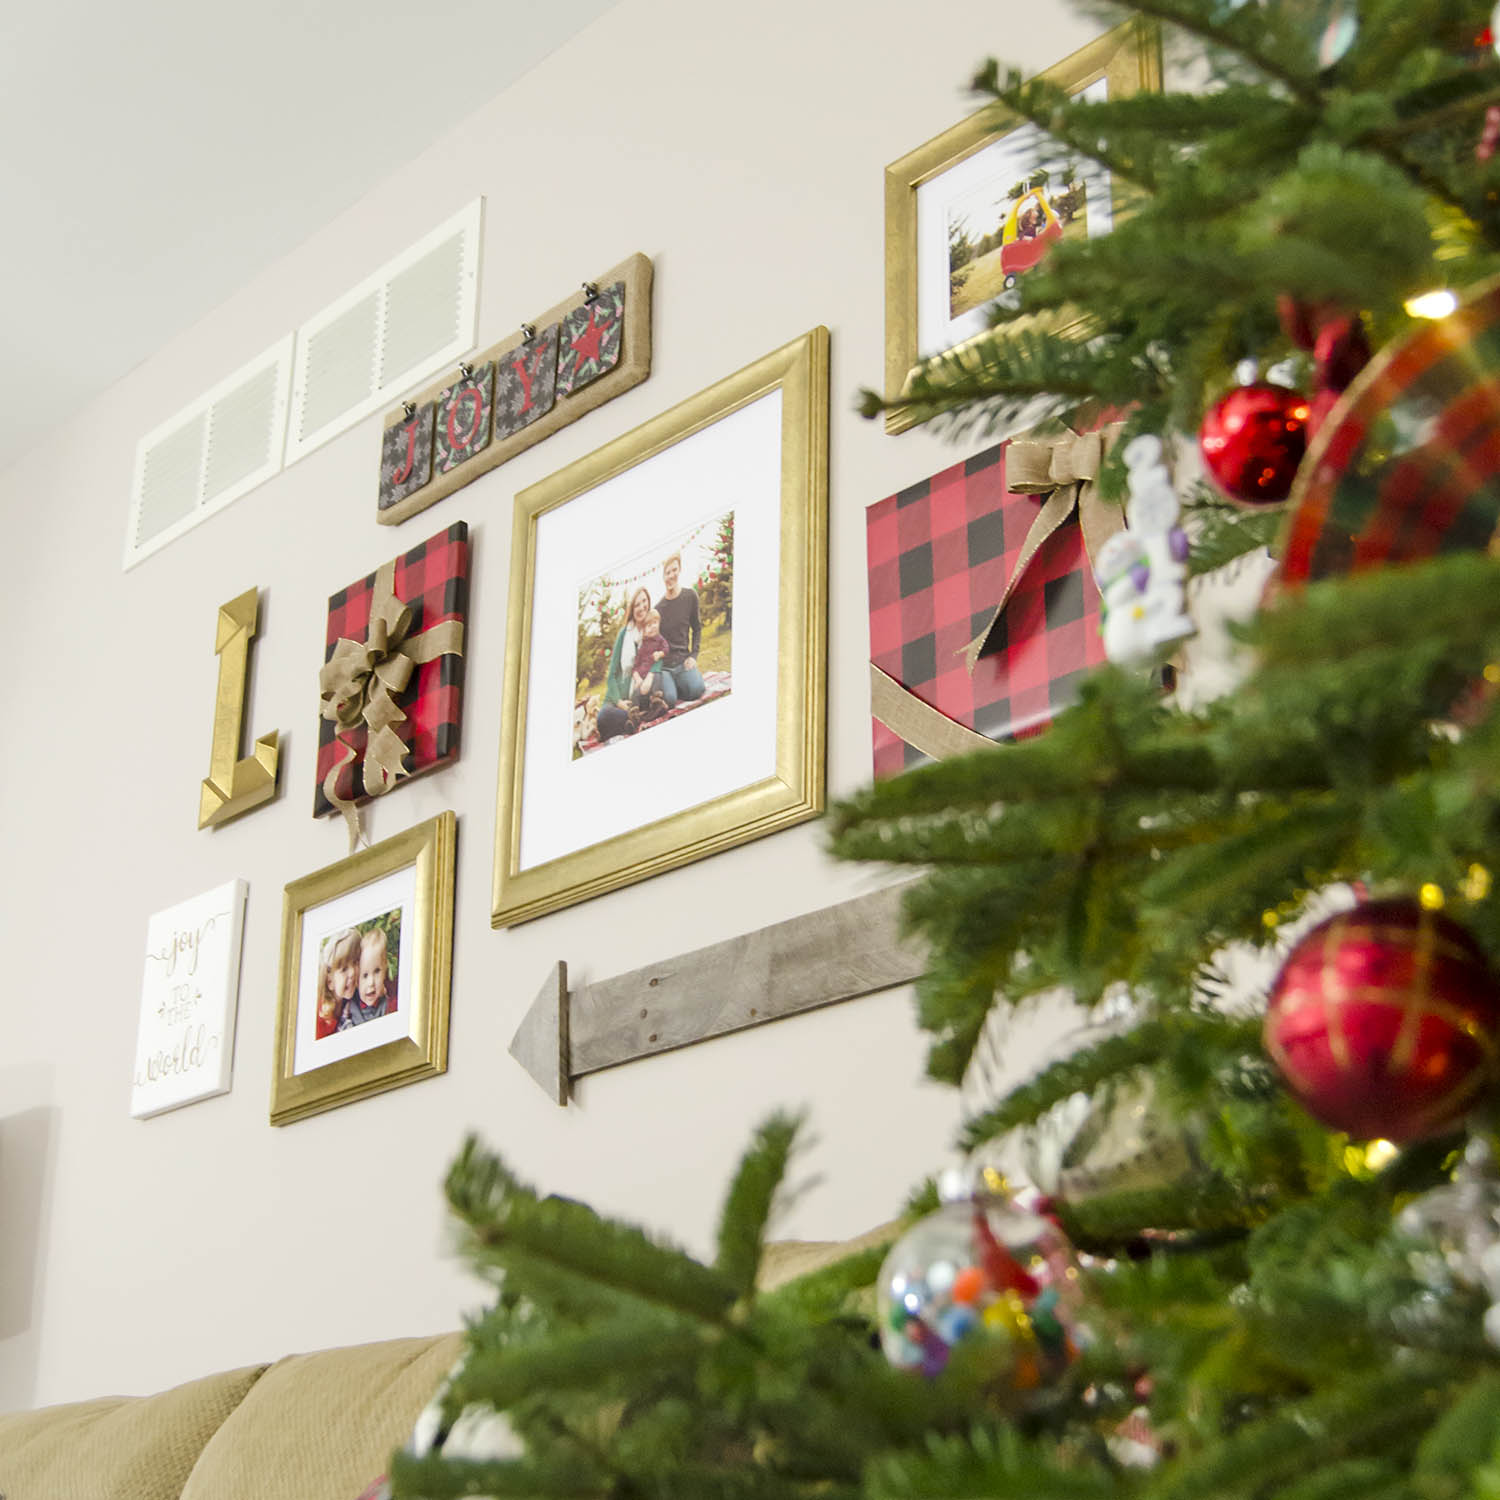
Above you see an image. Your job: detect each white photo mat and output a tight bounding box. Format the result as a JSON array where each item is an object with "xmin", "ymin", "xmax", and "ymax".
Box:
[
  {"xmin": 292, "ymin": 864, "xmax": 416, "ymax": 1076},
  {"xmin": 518, "ymin": 389, "xmax": 784, "ymax": 872}
]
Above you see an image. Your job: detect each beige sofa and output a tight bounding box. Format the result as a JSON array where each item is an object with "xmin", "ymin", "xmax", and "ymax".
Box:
[
  {"xmin": 0, "ymin": 1331, "xmax": 464, "ymax": 1500},
  {"xmin": 0, "ymin": 1227, "xmax": 894, "ymax": 1500}
]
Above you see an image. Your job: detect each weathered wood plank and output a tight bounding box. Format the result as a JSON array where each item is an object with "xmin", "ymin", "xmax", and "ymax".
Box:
[
  {"xmin": 509, "ymin": 960, "xmax": 570, "ymax": 1104},
  {"xmin": 567, "ymin": 881, "xmax": 923, "ymax": 1078}
]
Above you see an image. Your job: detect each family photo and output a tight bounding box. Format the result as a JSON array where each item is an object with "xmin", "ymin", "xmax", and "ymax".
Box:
[
  {"xmin": 313, "ymin": 906, "xmax": 402, "ymax": 1040},
  {"xmin": 572, "ymin": 509, "xmax": 734, "ymax": 757},
  {"xmin": 946, "ymin": 161, "xmax": 1089, "ymax": 319}
]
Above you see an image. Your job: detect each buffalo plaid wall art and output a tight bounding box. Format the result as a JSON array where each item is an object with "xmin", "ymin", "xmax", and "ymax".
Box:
[
  {"xmin": 314, "ymin": 521, "xmax": 469, "ymax": 818},
  {"xmin": 867, "ymin": 440, "xmax": 1107, "ymax": 779}
]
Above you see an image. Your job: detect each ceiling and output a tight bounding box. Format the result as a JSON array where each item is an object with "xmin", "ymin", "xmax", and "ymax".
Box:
[{"xmin": 0, "ymin": 0, "xmax": 619, "ymax": 469}]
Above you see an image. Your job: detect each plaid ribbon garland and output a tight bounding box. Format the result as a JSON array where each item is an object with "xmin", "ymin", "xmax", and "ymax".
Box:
[{"xmin": 1283, "ymin": 283, "xmax": 1500, "ymax": 583}]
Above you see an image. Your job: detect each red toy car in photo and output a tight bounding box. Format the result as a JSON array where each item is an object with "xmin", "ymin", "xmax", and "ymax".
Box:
[{"xmin": 999, "ymin": 190, "xmax": 1064, "ymax": 287}]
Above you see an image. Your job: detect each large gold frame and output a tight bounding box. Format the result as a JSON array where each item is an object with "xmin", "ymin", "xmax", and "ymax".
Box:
[
  {"xmin": 883, "ymin": 23, "xmax": 1161, "ymax": 434},
  {"xmin": 492, "ymin": 327, "xmax": 829, "ymax": 927},
  {"xmin": 270, "ymin": 811, "xmax": 456, "ymax": 1125}
]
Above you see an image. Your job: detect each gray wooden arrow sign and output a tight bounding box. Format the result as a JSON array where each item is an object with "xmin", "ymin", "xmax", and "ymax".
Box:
[{"xmin": 508, "ymin": 881, "xmax": 926, "ymax": 1103}]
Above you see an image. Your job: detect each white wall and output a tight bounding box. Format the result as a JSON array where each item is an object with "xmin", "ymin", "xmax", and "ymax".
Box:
[{"xmin": 0, "ymin": 0, "xmax": 1100, "ymax": 1409}]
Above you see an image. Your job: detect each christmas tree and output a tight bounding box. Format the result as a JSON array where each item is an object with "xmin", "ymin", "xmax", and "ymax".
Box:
[{"xmin": 396, "ymin": 3, "xmax": 1500, "ymax": 1497}]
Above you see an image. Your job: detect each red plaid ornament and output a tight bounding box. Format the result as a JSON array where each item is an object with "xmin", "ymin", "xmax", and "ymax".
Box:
[{"xmin": 1265, "ymin": 898, "xmax": 1500, "ymax": 1141}]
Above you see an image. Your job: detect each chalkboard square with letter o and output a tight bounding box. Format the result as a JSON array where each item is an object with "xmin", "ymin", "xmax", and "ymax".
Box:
[
  {"xmin": 314, "ymin": 522, "xmax": 470, "ymax": 819},
  {"xmin": 435, "ymin": 364, "xmax": 495, "ymax": 473},
  {"xmin": 556, "ymin": 282, "xmax": 625, "ymax": 397}
]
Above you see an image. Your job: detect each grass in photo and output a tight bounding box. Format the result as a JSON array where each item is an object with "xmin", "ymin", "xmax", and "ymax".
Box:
[{"xmin": 947, "ymin": 165, "xmax": 1088, "ymax": 319}]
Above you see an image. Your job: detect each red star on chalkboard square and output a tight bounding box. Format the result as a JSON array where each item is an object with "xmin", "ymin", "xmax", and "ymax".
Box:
[
  {"xmin": 569, "ymin": 308, "xmax": 607, "ymax": 365},
  {"xmin": 556, "ymin": 282, "xmax": 624, "ymax": 396}
]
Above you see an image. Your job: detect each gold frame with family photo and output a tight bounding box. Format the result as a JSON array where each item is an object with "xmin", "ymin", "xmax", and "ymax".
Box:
[
  {"xmin": 269, "ymin": 811, "xmax": 455, "ymax": 1125},
  {"xmin": 882, "ymin": 22, "xmax": 1161, "ymax": 433},
  {"xmin": 491, "ymin": 327, "xmax": 829, "ymax": 927}
]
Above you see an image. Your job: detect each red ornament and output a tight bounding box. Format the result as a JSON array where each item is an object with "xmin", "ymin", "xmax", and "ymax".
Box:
[
  {"xmin": 1199, "ymin": 383, "xmax": 1310, "ymax": 504},
  {"xmin": 1274, "ymin": 296, "xmax": 1372, "ymax": 444},
  {"xmin": 1264, "ymin": 898, "xmax": 1500, "ymax": 1141}
]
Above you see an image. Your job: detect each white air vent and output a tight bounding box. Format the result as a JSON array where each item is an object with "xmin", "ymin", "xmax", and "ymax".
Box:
[
  {"xmin": 286, "ymin": 198, "xmax": 483, "ymax": 464},
  {"xmin": 125, "ymin": 335, "xmax": 294, "ymax": 571}
]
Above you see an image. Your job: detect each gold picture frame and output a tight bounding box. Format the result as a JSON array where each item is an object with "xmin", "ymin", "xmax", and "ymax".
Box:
[
  {"xmin": 492, "ymin": 327, "xmax": 829, "ymax": 927},
  {"xmin": 883, "ymin": 22, "xmax": 1161, "ymax": 433},
  {"xmin": 270, "ymin": 811, "xmax": 455, "ymax": 1125}
]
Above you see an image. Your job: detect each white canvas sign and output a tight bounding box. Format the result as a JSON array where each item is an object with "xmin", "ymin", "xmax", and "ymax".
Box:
[{"xmin": 130, "ymin": 879, "xmax": 247, "ymax": 1118}]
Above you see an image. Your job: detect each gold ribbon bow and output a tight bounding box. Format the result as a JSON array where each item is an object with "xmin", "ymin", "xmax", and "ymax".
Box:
[
  {"xmin": 319, "ymin": 559, "xmax": 464, "ymax": 848},
  {"xmin": 961, "ymin": 422, "xmax": 1126, "ymax": 672},
  {"xmin": 870, "ymin": 422, "xmax": 1126, "ymax": 766}
]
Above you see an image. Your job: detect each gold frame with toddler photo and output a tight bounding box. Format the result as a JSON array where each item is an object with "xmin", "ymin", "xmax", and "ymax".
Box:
[
  {"xmin": 882, "ymin": 22, "xmax": 1160, "ymax": 433},
  {"xmin": 270, "ymin": 811, "xmax": 455, "ymax": 1125}
]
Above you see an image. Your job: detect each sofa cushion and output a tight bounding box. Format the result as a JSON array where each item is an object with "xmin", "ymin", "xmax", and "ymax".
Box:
[
  {"xmin": 178, "ymin": 1331, "xmax": 463, "ymax": 1500},
  {"xmin": 758, "ymin": 1219, "xmax": 901, "ymax": 1290},
  {"xmin": 0, "ymin": 1362, "xmax": 266, "ymax": 1500}
]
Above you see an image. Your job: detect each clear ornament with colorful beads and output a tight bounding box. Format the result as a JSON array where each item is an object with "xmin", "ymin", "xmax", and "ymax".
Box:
[
  {"xmin": 1398, "ymin": 1135, "xmax": 1500, "ymax": 1349},
  {"xmin": 876, "ymin": 1170, "xmax": 1085, "ymax": 1384}
]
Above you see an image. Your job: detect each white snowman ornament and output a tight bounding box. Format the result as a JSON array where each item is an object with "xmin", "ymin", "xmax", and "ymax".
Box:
[{"xmin": 1093, "ymin": 435, "xmax": 1194, "ymax": 667}]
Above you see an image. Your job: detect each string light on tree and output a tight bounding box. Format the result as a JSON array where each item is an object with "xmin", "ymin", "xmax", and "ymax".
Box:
[{"xmin": 1405, "ymin": 289, "xmax": 1460, "ymax": 319}]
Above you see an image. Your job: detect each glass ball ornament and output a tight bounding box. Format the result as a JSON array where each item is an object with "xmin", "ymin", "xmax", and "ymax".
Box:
[
  {"xmin": 876, "ymin": 1191, "xmax": 1083, "ymax": 1382},
  {"xmin": 1199, "ymin": 381, "xmax": 1311, "ymax": 505}
]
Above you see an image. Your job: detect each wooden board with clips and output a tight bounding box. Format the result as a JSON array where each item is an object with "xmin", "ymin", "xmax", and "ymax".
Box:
[{"xmin": 377, "ymin": 251, "xmax": 653, "ymax": 526}]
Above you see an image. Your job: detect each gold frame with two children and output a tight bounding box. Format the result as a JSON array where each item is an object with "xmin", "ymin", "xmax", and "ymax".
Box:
[{"xmin": 270, "ymin": 812, "xmax": 454, "ymax": 1125}]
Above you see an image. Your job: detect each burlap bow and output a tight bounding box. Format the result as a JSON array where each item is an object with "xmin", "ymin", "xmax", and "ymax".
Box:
[
  {"xmin": 960, "ymin": 422, "xmax": 1126, "ymax": 671},
  {"xmin": 319, "ymin": 559, "xmax": 464, "ymax": 848}
]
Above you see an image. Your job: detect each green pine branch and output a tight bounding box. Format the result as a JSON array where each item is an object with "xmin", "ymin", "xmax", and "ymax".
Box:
[
  {"xmin": 866, "ymin": 1424, "xmax": 1125, "ymax": 1500},
  {"xmin": 445, "ymin": 1318, "xmax": 710, "ymax": 1414},
  {"xmin": 1184, "ymin": 500, "xmax": 1281, "ymax": 576},
  {"xmin": 416, "ymin": 14, "xmax": 1500, "ymax": 1500},
  {"xmin": 717, "ymin": 1112, "xmax": 805, "ymax": 1299},
  {"xmin": 445, "ymin": 1137, "xmax": 739, "ymax": 1325},
  {"xmin": 391, "ymin": 1450, "xmax": 609, "ymax": 1500}
]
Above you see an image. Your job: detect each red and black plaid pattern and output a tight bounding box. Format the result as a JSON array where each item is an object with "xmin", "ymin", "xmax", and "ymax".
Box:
[
  {"xmin": 1284, "ymin": 289, "xmax": 1500, "ymax": 583},
  {"xmin": 313, "ymin": 521, "xmax": 469, "ymax": 817},
  {"xmin": 867, "ymin": 442, "xmax": 1105, "ymax": 780}
]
